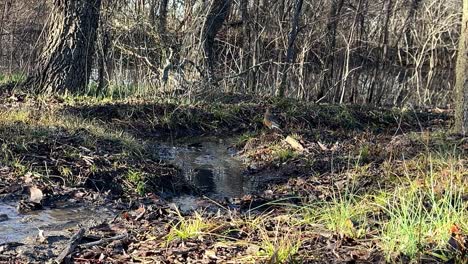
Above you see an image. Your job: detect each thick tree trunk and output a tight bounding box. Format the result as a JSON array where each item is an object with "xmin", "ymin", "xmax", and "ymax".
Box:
[
  {"xmin": 454, "ymin": 0, "xmax": 468, "ymax": 135},
  {"xmin": 201, "ymin": 0, "xmax": 231, "ymax": 81},
  {"xmin": 23, "ymin": 0, "xmax": 101, "ymax": 94},
  {"xmin": 276, "ymin": 0, "xmax": 304, "ymax": 97}
]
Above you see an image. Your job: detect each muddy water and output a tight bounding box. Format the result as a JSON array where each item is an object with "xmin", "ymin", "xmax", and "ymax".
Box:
[
  {"xmin": 0, "ymin": 203, "xmax": 113, "ymax": 244},
  {"xmin": 0, "ymin": 138, "xmax": 246, "ymax": 243},
  {"xmin": 155, "ymin": 138, "xmax": 248, "ymax": 199}
]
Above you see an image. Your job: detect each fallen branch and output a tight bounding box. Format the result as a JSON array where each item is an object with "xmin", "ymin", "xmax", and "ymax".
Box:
[
  {"xmin": 79, "ymin": 233, "xmax": 128, "ymax": 249},
  {"xmin": 55, "ymin": 227, "xmax": 85, "ymax": 264}
]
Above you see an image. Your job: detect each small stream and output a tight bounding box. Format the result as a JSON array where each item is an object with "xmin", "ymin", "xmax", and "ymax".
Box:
[
  {"xmin": 0, "ymin": 137, "xmax": 248, "ymax": 244},
  {"xmin": 154, "ymin": 137, "xmax": 249, "ymax": 199},
  {"xmin": 0, "ymin": 203, "xmax": 113, "ymax": 245}
]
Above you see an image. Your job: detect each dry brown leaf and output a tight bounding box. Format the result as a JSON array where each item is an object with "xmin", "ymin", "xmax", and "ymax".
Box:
[
  {"xmin": 330, "ymin": 142, "xmax": 339, "ymax": 151},
  {"xmin": 24, "ymin": 172, "xmax": 33, "ymax": 184},
  {"xmin": 29, "ymin": 186, "xmax": 43, "ymax": 204},
  {"xmin": 204, "ymin": 249, "xmax": 218, "ymax": 260},
  {"xmin": 284, "ymin": 136, "xmax": 305, "ymax": 152},
  {"xmin": 318, "ymin": 141, "xmax": 328, "ymax": 151}
]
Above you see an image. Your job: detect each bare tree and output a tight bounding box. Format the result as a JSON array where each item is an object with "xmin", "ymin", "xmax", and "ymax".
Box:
[
  {"xmin": 23, "ymin": 0, "xmax": 102, "ymax": 94},
  {"xmin": 201, "ymin": 0, "xmax": 231, "ymax": 81},
  {"xmin": 277, "ymin": 0, "xmax": 304, "ymax": 97},
  {"xmin": 454, "ymin": 0, "xmax": 468, "ymax": 135},
  {"xmin": 0, "ymin": 0, "xmax": 461, "ymax": 107},
  {"xmin": 318, "ymin": 0, "xmax": 345, "ymax": 102}
]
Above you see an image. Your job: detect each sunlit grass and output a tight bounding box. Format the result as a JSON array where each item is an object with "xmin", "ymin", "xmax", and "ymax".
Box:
[
  {"xmin": 166, "ymin": 209, "xmax": 212, "ymax": 242},
  {"xmin": 257, "ymin": 221, "xmax": 301, "ymax": 263},
  {"xmin": 271, "ymin": 144, "xmax": 298, "ymax": 162},
  {"xmin": 0, "ymin": 107, "xmax": 143, "ymax": 155},
  {"xmin": 125, "ymin": 170, "xmax": 147, "ymax": 196},
  {"xmin": 376, "ymin": 153, "xmax": 467, "ymax": 261},
  {"xmin": 0, "ymin": 73, "xmax": 26, "ymax": 84},
  {"xmin": 294, "ymin": 141, "xmax": 467, "ymax": 262},
  {"xmin": 302, "ymin": 191, "xmax": 369, "ymax": 239}
]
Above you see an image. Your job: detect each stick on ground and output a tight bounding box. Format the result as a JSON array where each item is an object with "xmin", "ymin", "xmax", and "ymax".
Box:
[
  {"xmin": 55, "ymin": 227, "xmax": 85, "ymax": 264},
  {"xmin": 79, "ymin": 233, "xmax": 128, "ymax": 249}
]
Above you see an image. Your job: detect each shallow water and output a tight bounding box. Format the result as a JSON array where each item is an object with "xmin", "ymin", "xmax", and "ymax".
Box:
[
  {"xmin": 0, "ymin": 203, "xmax": 113, "ymax": 244},
  {"xmin": 155, "ymin": 138, "xmax": 248, "ymax": 199},
  {"xmin": 0, "ymin": 138, "xmax": 247, "ymax": 243}
]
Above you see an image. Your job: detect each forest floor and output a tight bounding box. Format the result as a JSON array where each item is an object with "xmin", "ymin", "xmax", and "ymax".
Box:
[{"xmin": 0, "ymin": 90, "xmax": 466, "ymax": 263}]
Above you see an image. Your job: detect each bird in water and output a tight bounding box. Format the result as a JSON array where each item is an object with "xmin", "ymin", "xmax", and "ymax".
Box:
[{"xmin": 263, "ymin": 107, "xmax": 282, "ymax": 131}]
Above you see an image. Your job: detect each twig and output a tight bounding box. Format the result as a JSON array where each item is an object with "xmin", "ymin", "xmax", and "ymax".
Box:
[
  {"xmin": 79, "ymin": 233, "xmax": 128, "ymax": 249},
  {"xmin": 55, "ymin": 227, "xmax": 85, "ymax": 264},
  {"xmin": 135, "ymin": 206, "xmax": 146, "ymax": 221},
  {"xmin": 220, "ymin": 60, "xmax": 272, "ymax": 80}
]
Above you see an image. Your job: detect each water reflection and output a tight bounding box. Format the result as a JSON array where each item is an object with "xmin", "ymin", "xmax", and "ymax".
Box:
[
  {"xmin": 0, "ymin": 203, "xmax": 112, "ymax": 244},
  {"xmin": 155, "ymin": 138, "xmax": 246, "ymax": 198}
]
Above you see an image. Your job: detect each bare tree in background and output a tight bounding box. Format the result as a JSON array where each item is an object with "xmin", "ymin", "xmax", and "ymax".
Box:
[
  {"xmin": 0, "ymin": 0, "xmax": 462, "ymax": 107},
  {"xmin": 277, "ymin": 0, "xmax": 304, "ymax": 97},
  {"xmin": 318, "ymin": 0, "xmax": 345, "ymax": 102},
  {"xmin": 454, "ymin": 0, "xmax": 468, "ymax": 135},
  {"xmin": 201, "ymin": 0, "xmax": 231, "ymax": 81},
  {"xmin": 23, "ymin": 0, "xmax": 102, "ymax": 94}
]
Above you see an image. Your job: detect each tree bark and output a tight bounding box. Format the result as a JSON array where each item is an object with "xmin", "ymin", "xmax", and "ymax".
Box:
[
  {"xmin": 276, "ymin": 0, "xmax": 304, "ymax": 98},
  {"xmin": 158, "ymin": 0, "xmax": 169, "ymax": 45},
  {"xmin": 317, "ymin": 0, "xmax": 345, "ymax": 102},
  {"xmin": 240, "ymin": 0, "xmax": 253, "ymax": 91},
  {"xmin": 23, "ymin": 0, "xmax": 101, "ymax": 94},
  {"xmin": 97, "ymin": 22, "xmax": 111, "ymax": 96},
  {"xmin": 201, "ymin": 0, "xmax": 231, "ymax": 81},
  {"xmin": 454, "ymin": 0, "xmax": 468, "ymax": 135}
]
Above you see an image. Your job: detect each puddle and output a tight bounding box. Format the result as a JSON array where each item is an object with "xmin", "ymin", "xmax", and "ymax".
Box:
[
  {"xmin": 0, "ymin": 203, "xmax": 113, "ymax": 244},
  {"xmin": 155, "ymin": 138, "xmax": 248, "ymax": 199}
]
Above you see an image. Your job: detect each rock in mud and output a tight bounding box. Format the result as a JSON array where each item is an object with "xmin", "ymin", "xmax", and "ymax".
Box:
[{"xmin": 0, "ymin": 214, "xmax": 8, "ymax": 222}]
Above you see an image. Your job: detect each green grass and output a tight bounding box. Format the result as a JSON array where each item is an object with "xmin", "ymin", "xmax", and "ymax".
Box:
[
  {"xmin": 0, "ymin": 105, "xmax": 178, "ymax": 193},
  {"xmin": 303, "ymin": 191, "xmax": 369, "ymax": 239},
  {"xmin": 295, "ymin": 143, "xmax": 467, "ymax": 262},
  {"xmin": 166, "ymin": 209, "xmax": 211, "ymax": 242},
  {"xmin": 0, "ymin": 73, "xmax": 26, "ymax": 85},
  {"xmin": 376, "ymin": 155, "xmax": 467, "ymax": 261},
  {"xmin": 271, "ymin": 144, "xmax": 298, "ymax": 162},
  {"xmin": 257, "ymin": 218, "xmax": 302, "ymax": 263},
  {"xmin": 234, "ymin": 131, "xmax": 258, "ymax": 147},
  {"xmin": 126, "ymin": 170, "xmax": 147, "ymax": 195}
]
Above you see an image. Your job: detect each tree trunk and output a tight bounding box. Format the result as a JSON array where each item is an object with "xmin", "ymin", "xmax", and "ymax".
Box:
[
  {"xmin": 367, "ymin": 0, "xmax": 393, "ymax": 105},
  {"xmin": 317, "ymin": 0, "xmax": 345, "ymax": 102},
  {"xmin": 23, "ymin": 0, "xmax": 101, "ymax": 94},
  {"xmin": 201, "ymin": 0, "xmax": 231, "ymax": 81},
  {"xmin": 454, "ymin": 0, "xmax": 468, "ymax": 135},
  {"xmin": 158, "ymin": 0, "xmax": 169, "ymax": 45},
  {"xmin": 240, "ymin": 0, "xmax": 253, "ymax": 91},
  {"xmin": 97, "ymin": 22, "xmax": 111, "ymax": 96},
  {"xmin": 276, "ymin": 0, "xmax": 304, "ymax": 98}
]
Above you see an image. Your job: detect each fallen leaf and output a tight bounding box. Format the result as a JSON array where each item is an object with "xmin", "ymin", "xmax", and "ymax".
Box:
[
  {"xmin": 204, "ymin": 249, "xmax": 218, "ymax": 260},
  {"xmin": 24, "ymin": 172, "xmax": 33, "ymax": 184},
  {"xmin": 330, "ymin": 141, "xmax": 339, "ymax": 151},
  {"xmin": 29, "ymin": 186, "xmax": 43, "ymax": 204},
  {"xmin": 284, "ymin": 136, "xmax": 304, "ymax": 151},
  {"xmin": 37, "ymin": 229, "xmax": 46, "ymax": 243},
  {"xmin": 318, "ymin": 141, "xmax": 328, "ymax": 151}
]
